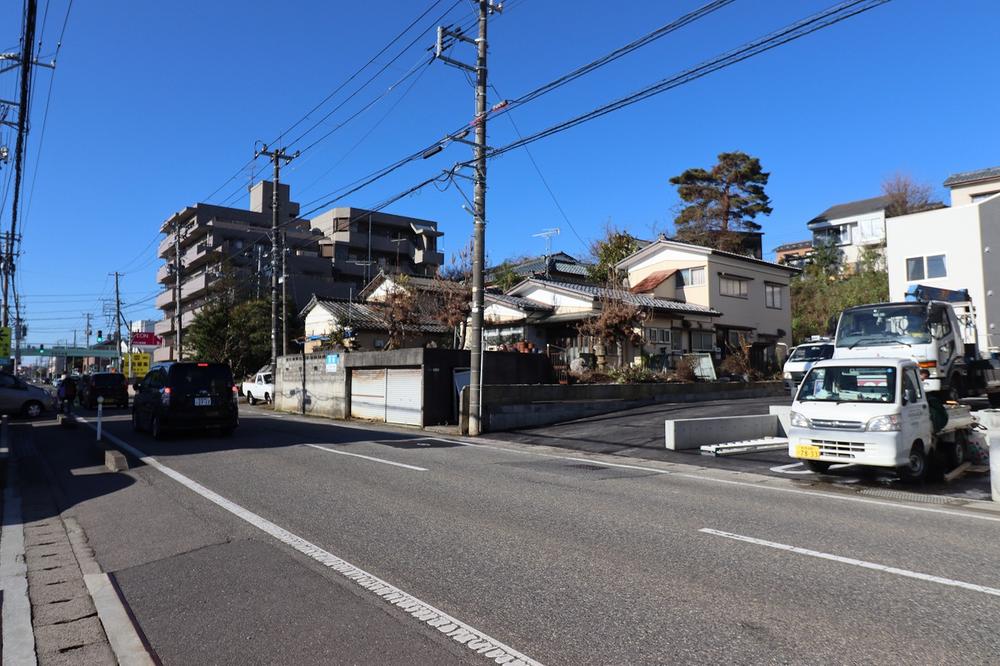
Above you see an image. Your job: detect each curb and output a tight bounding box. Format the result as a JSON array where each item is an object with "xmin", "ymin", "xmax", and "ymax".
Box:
[
  {"xmin": 39, "ymin": 417, "xmax": 157, "ymax": 666},
  {"xmin": 0, "ymin": 454, "xmax": 37, "ymax": 666}
]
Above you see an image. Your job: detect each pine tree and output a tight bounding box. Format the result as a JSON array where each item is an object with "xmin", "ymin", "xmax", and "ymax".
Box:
[{"xmin": 669, "ymin": 152, "xmax": 772, "ymax": 253}]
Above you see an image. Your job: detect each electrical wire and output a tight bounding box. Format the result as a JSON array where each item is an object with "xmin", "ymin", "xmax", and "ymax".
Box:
[
  {"xmin": 486, "ymin": 0, "xmax": 891, "ymax": 160},
  {"xmin": 200, "ymin": 0, "xmax": 463, "ymax": 204}
]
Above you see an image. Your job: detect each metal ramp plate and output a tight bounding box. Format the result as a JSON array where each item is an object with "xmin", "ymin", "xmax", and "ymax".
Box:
[{"xmin": 700, "ymin": 437, "xmax": 789, "ymax": 457}]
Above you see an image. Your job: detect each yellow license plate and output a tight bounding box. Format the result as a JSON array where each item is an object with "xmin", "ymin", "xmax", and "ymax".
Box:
[{"xmin": 795, "ymin": 444, "xmax": 821, "ymax": 459}]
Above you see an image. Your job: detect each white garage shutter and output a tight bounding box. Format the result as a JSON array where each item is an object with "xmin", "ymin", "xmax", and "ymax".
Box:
[
  {"xmin": 351, "ymin": 369, "xmax": 386, "ymax": 421},
  {"xmin": 385, "ymin": 368, "xmax": 422, "ymax": 426}
]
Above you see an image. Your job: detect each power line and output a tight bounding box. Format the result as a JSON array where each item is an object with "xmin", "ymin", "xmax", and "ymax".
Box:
[
  {"xmin": 486, "ymin": 0, "xmax": 891, "ymax": 160},
  {"xmin": 200, "ymin": 0, "xmax": 463, "ymax": 204}
]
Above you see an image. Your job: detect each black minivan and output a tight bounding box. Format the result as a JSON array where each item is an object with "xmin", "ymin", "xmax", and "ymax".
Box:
[{"xmin": 132, "ymin": 362, "xmax": 239, "ymax": 438}]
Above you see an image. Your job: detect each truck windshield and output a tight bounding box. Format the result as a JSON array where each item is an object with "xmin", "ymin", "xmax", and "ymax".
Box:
[
  {"xmin": 836, "ymin": 304, "xmax": 931, "ymax": 348},
  {"xmin": 797, "ymin": 366, "xmax": 897, "ymax": 403},
  {"xmin": 789, "ymin": 345, "xmax": 834, "ymax": 362}
]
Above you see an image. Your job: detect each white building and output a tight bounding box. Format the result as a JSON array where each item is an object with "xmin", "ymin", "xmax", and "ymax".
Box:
[
  {"xmin": 886, "ymin": 166, "xmax": 1000, "ymax": 353},
  {"xmin": 807, "ymin": 195, "xmax": 891, "ymax": 267}
]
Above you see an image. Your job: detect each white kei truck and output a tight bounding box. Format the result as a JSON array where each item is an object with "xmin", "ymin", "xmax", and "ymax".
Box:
[
  {"xmin": 241, "ymin": 366, "xmax": 274, "ymax": 405},
  {"xmin": 788, "ymin": 357, "xmax": 974, "ymax": 482}
]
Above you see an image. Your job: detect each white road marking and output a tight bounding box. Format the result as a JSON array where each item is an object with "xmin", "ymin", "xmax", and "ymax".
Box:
[
  {"xmin": 562, "ymin": 457, "xmax": 669, "ymax": 475},
  {"xmin": 305, "ymin": 444, "xmax": 428, "ymax": 472},
  {"xmin": 700, "ymin": 528, "xmax": 1000, "ymax": 598},
  {"xmin": 75, "ymin": 419, "xmax": 541, "ymax": 666},
  {"xmin": 770, "ymin": 463, "xmax": 812, "ymax": 474}
]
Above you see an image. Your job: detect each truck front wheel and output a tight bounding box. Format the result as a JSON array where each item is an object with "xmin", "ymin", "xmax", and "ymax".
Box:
[
  {"xmin": 988, "ymin": 392, "xmax": 1000, "ymax": 408},
  {"xmin": 804, "ymin": 460, "xmax": 832, "ymax": 474},
  {"xmin": 947, "ymin": 374, "xmax": 965, "ymax": 402},
  {"xmin": 898, "ymin": 443, "xmax": 927, "ymax": 483}
]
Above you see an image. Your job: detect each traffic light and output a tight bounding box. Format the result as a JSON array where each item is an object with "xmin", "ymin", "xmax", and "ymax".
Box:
[{"xmin": 97, "ymin": 330, "xmax": 104, "ymax": 343}]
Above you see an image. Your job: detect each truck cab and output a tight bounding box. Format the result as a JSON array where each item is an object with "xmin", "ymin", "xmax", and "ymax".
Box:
[
  {"xmin": 782, "ymin": 340, "xmax": 834, "ymax": 394},
  {"xmin": 788, "ymin": 357, "xmax": 971, "ymax": 481},
  {"xmin": 833, "ymin": 299, "xmax": 967, "ymax": 396}
]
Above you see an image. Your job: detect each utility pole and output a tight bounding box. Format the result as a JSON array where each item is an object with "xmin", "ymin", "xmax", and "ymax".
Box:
[
  {"xmin": 13, "ymin": 288, "xmax": 21, "ymax": 372},
  {"xmin": 83, "ymin": 313, "xmax": 92, "ymax": 348},
  {"xmin": 173, "ymin": 220, "xmax": 183, "ymax": 360},
  {"xmin": 435, "ymin": 0, "xmax": 498, "ymax": 435},
  {"xmin": 281, "ymin": 230, "xmax": 288, "ymax": 358},
  {"xmin": 113, "ymin": 272, "xmax": 123, "ymax": 371},
  {"xmin": 2, "ymin": 0, "xmax": 37, "ymax": 329},
  {"xmin": 255, "ymin": 145, "xmax": 298, "ymax": 366}
]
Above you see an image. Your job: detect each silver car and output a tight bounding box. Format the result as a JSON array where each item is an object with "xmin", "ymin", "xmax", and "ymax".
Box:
[{"xmin": 0, "ymin": 374, "xmax": 55, "ymax": 417}]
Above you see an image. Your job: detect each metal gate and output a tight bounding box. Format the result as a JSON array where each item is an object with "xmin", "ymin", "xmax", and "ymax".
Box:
[
  {"xmin": 351, "ymin": 369, "xmax": 386, "ymax": 420},
  {"xmin": 386, "ymin": 368, "xmax": 422, "ymax": 426}
]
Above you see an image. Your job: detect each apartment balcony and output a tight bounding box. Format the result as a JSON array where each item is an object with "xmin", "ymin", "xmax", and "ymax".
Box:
[
  {"xmin": 156, "ymin": 263, "xmax": 171, "ymax": 284},
  {"xmin": 180, "ymin": 272, "xmax": 209, "ymax": 300},
  {"xmin": 154, "ymin": 318, "xmax": 173, "ymax": 336},
  {"xmin": 155, "ymin": 289, "xmax": 174, "ymax": 310},
  {"xmin": 152, "ymin": 347, "xmax": 173, "ymax": 362},
  {"xmin": 414, "ymin": 248, "xmax": 444, "ymax": 266}
]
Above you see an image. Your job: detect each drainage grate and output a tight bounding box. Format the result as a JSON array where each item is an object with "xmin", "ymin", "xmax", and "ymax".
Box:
[{"xmin": 856, "ymin": 488, "xmax": 967, "ymax": 506}]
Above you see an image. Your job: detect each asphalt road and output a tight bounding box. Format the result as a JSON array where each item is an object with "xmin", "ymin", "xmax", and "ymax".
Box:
[
  {"xmin": 29, "ymin": 405, "xmax": 1000, "ymax": 664},
  {"xmin": 490, "ymin": 395, "xmax": 995, "ymax": 501}
]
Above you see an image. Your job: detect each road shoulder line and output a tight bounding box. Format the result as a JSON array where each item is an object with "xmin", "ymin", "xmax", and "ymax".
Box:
[{"xmin": 76, "ymin": 417, "xmax": 541, "ymax": 666}]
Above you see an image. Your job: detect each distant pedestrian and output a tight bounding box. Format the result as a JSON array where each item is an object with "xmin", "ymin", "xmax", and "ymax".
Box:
[{"xmin": 58, "ymin": 374, "xmax": 76, "ymax": 414}]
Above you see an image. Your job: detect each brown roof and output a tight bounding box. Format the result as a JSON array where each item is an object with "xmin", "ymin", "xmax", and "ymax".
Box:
[{"xmin": 630, "ymin": 269, "xmax": 676, "ymax": 294}]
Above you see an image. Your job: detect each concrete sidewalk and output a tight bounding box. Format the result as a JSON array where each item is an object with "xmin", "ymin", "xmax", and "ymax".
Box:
[{"xmin": 2, "ymin": 422, "xmax": 152, "ymax": 665}]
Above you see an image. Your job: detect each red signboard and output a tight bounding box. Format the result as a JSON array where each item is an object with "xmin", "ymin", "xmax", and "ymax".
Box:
[{"xmin": 130, "ymin": 332, "xmax": 162, "ymax": 346}]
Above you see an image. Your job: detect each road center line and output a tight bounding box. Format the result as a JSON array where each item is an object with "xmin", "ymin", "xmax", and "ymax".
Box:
[
  {"xmin": 304, "ymin": 444, "xmax": 428, "ymax": 472},
  {"xmin": 700, "ymin": 528, "xmax": 1000, "ymax": 597},
  {"xmin": 75, "ymin": 418, "xmax": 540, "ymax": 666}
]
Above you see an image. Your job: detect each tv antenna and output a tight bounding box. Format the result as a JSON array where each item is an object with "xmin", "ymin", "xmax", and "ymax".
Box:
[{"xmin": 531, "ymin": 228, "xmax": 560, "ymax": 277}]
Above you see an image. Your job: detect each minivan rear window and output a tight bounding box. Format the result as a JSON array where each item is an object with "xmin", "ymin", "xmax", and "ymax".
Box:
[
  {"xmin": 168, "ymin": 364, "xmax": 234, "ymax": 393},
  {"xmin": 91, "ymin": 374, "xmax": 126, "ymax": 387}
]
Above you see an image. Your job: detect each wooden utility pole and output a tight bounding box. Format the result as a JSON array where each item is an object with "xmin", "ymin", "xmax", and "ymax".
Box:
[
  {"xmin": 113, "ymin": 272, "xmax": 123, "ymax": 371},
  {"xmin": 281, "ymin": 230, "xmax": 288, "ymax": 357}
]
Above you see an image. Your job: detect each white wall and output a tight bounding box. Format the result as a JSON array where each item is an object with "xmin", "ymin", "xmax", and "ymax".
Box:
[
  {"xmin": 517, "ymin": 286, "xmax": 592, "ymax": 312},
  {"xmin": 886, "ymin": 202, "xmax": 991, "ymax": 349},
  {"xmin": 811, "ymin": 210, "xmax": 886, "ymax": 266}
]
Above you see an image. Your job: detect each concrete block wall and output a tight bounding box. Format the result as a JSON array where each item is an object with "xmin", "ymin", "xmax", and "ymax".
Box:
[{"xmin": 275, "ymin": 353, "xmax": 348, "ymax": 419}]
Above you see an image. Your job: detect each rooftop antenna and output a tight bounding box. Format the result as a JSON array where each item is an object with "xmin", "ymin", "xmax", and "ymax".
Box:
[{"xmin": 531, "ymin": 228, "xmax": 560, "ymax": 277}]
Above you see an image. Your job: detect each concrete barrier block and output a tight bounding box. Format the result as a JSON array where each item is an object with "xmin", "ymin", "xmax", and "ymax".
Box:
[
  {"xmin": 665, "ymin": 414, "xmax": 779, "ymax": 450},
  {"xmin": 57, "ymin": 414, "xmax": 77, "ymax": 428},
  {"xmin": 769, "ymin": 405, "xmax": 792, "ymax": 437},
  {"xmin": 105, "ymin": 450, "xmax": 128, "ymax": 472}
]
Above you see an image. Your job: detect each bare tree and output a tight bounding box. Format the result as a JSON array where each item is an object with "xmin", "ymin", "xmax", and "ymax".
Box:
[
  {"xmin": 577, "ymin": 291, "xmax": 645, "ymax": 369},
  {"xmin": 882, "ymin": 173, "xmax": 934, "ymax": 218},
  {"xmin": 372, "ymin": 275, "xmax": 418, "ymax": 350}
]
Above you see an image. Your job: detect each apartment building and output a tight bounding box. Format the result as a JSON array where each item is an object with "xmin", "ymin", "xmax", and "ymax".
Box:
[
  {"xmin": 310, "ymin": 207, "xmax": 444, "ymax": 293},
  {"xmin": 154, "ymin": 184, "xmax": 448, "ymax": 361},
  {"xmin": 154, "ymin": 181, "xmax": 336, "ymax": 361}
]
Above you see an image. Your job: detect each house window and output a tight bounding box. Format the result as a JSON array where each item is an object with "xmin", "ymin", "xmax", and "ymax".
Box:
[
  {"xmin": 645, "ymin": 328, "xmax": 672, "ymax": 345},
  {"xmin": 765, "ymin": 283, "xmax": 782, "ymax": 309},
  {"xmin": 720, "ymin": 276, "xmax": 749, "ymax": 298},
  {"xmin": 671, "ymin": 330, "xmax": 683, "ymax": 351},
  {"xmin": 691, "ymin": 330, "xmax": 714, "ymax": 351},
  {"xmin": 815, "ymin": 225, "xmax": 851, "ymax": 247},
  {"xmin": 727, "ymin": 330, "xmax": 748, "ymax": 348},
  {"xmin": 675, "ymin": 267, "xmax": 706, "ymax": 287},
  {"xmin": 906, "ymin": 254, "xmax": 947, "ymax": 281},
  {"xmin": 971, "ymin": 191, "xmax": 1000, "ymax": 203}
]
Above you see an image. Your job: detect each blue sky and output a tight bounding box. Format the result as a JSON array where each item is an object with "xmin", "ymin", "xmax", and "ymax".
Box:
[{"xmin": 3, "ymin": 0, "xmax": 999, "ymax": 344}]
